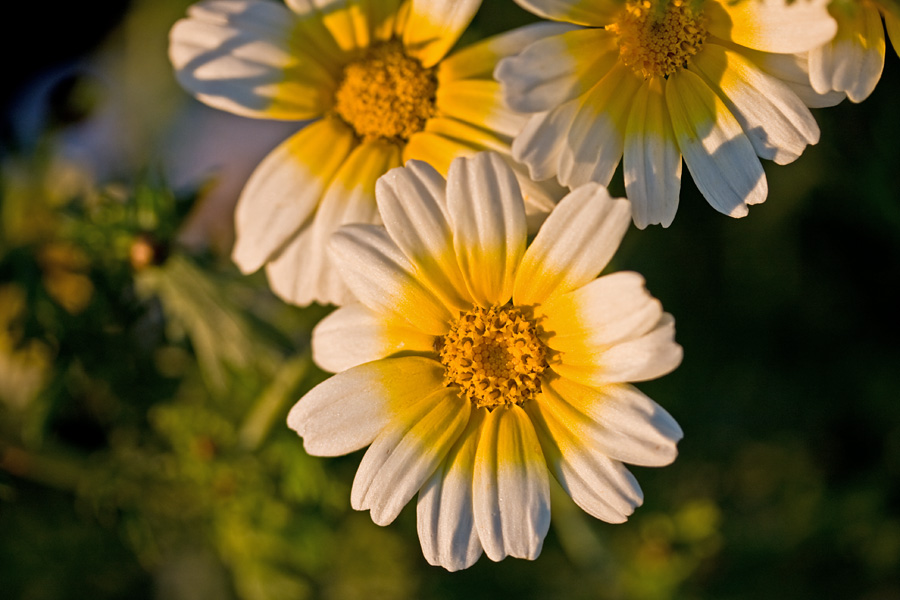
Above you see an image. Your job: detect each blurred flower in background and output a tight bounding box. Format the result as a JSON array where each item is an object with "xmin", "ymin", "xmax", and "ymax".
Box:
[{"xmin": 168, "ymin": 0, "xmax": 565, "ymax": 307}]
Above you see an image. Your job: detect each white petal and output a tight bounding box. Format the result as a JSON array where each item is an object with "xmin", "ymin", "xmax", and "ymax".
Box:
[
  {"xmin": 312, "ymin": 303, "xmax": 436, "ymax": 373},
  {"xmin": 738, "ymin": 48, "xmax": 847, "ymax": 108},
  {"xmin": 352, "ymin": 387, "xmax": 471, "ymax": 526},
  {"xmin": 376, "ymin": 161, "xmax": 471, "ymax": 310},
  {"xmin": 526, "ymin": 396, "xmax": 644, "ymax": 523},
  {"xmin": 495, "ymin": 27, "xmax": 618, "ymax": 113},
  {"xmin": 231, "ymin": 117, "xmax": 355, "ymax": 274},
  {"xmin": 708, "ymin": 0, "xmax": 837, "ymax": 54},
  {"xmin": 666, "ymin": 69, "xmax": 767, "ymax": 218},
  {"xmin": 537, "ymin": 271, "xmax": 664, "ymax": 351},
  {"xmin": 169, "ymin": 0, "xmax": 336, "ymax": 119},
  {"xmin": 329, "ymin": 224, "xmax": 454, "ymax": 335},
  {"xmin": 808, "ymin": 3, "xmax": 885, "ymax": 103},
  {"xmin": 513, "ymin": 184, "xmax": 631, "ymax": 306},
  {"xmin": 287, "ymin": 356, "xmax": 444, "ymax": 456},
  {"xmin": 557, "ymin": 63, "xmax": 642, "ymax": 188},
  {"xmin": 691, "ymin": 43, "xmax": 819, "ymax": 165},
  {"xmin": 417, "ymin": 409, "xmax": 486, "ymax": 571},
  {"xmin": 446, "ymin": 153, "xmax": 527, "ymax": 307},
  {"xmin": 265, "ymin": 139, "xmax": 400, "ymax": 306},
  {"xmin": 540, "ymin": 377, "xmax": 682, "ymax": 467},
  {"xmin": 473, "ymin": 405, "xmax": 551, "ymax": 562},
  {"xmin": 512, "ymin": 101, "xmax": 581, "ymax": 182},
  {"xmin": 402, "ymin": 0, "xmax": 481, "ymax": 67},
  {"xmin": 623, "ymin": 76, "xmax": 682, "ymax": 229},
  {"xmin": 550, "ymin": 313, "xmax": 683, "ymax": 386}
]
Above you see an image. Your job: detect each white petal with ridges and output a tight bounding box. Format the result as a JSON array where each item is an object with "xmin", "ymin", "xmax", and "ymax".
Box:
[
  {"xmin": 446, "ymin": 153, "xmax": 527, "ymax": 307},
  {"xmin": 418, "ymin": 409, "xmax": 486, "ymax": 572},
  {"xmin": 287, "ymin": 356, "xmax": 444, "ymax": 456},
  {"xmin": 557, "ymin": 63, "xmax": 642, "ymax": 188},
  {"xmin": 231, "ymin": 116, "xmax": 356, "ymax": 274},
  {"xmin": 623, "ymin": 77, "xmax": 682, "ymax": 229},
  {"xmin": 495, "ymin": 27, "xmax": 619, "ymax": 113},
  {"xmin": 402, "ymin": 0, "xmax": 481, "ymax": 67},
  {"xmin": 808, "ymin": 2, "xmax": 885, "ymax": 103},
  {"xmin": 330, "ymin": 225, "xmax": 454, "ymax": 335},
  {"xmin": 312, "ymin": 303, "xmax": 437, "ymax": 373},
  {"xmin": 708, "ymin": 0, "xmax": 837, "ymax": 54},
  {"xmin": 541, "ymin": 377, "xmax": 682, "ymax": 467},
  {"xmin": 526, "ymin": 397, "xmax": 644, "ymax": 522},
  {"xmin": 352, "ymin": 387, "xmax": 470, "ymax": 526},
  {"xmin": 474, "ymin": 405, "xmax": 551, "ymax": 562},
  {"xmin": 513, "ymin": 184, "xmax": 631, "ymax": 306},
  {"xmin": 666, "ymin": 69, "xmax": 767, "ymax": 218},
  {"xmin": 550, "ymin": 313, "xmax": 683, "ymax": 386},
  {"xmin": 537, "ymin": 271, "xmax": 663, "ymax": 351},
  {"xmin": 692, "ymin": 43, "xmax": 819, "ymax": 165},
  {"xmin": 265, "ymin": 139, "xmax": 400, "ymax": 306},
  {"xmin": 169, "ymin": 0, "xmax": 336, "ymax": 119},
  {"xmin": 737, "ymin": 48, "xmax": 846, "ymax": 108},
  {"xmin": 512, "ymin": 101, "xmax": 580, "ymax": 182},
  {"xmin": 376, "ymin": 161, "xmax": 471, "ymax": 311}
]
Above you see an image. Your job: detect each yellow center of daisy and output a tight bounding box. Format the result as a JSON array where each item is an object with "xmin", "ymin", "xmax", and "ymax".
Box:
[
  {"xmin": 608, "ymin": 0, "xmax": 708, "ymax": 79},
  {"xmin": 438, "ymin": 305, "xmax": 548, "ymax": 409},
  {"xmin": 333, "ymin": 40, "xmax": 438, "ymax": 142}
]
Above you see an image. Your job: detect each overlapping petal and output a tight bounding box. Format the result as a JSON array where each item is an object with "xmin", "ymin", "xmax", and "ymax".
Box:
[
  {"xmin": 708, "ymin": 0, "xmax": 837, "ymax": 54},
  {"xmin": 473, "ymin": 405, "xmax": 551, "ymax": 561},
  {"xmin": 352, "ymin": 386, "xmax": 471, "ymax": 526},
  {"xmin": 809, "ymin": 1, "xmax": 886, "ymax": 103},
  {"xmin": 691, "ymin": 43, "xmax": 819, "ymax": 165},
  {"xmin": 446, "ymin": 153, "xmax": 527, "ymax": 307},
  {"xmin": 666, "ymin": 70, "xmax": 767, "ymax": 218},
  {"xmin": 623, "ymin": 77, "xmax": 682, "ymax": 229},
  {"xmin": 170, "ymin": 0, "xmax": 337, "ymax": 119},
  {"xmin": 231, "ymin": 116, "xmax": 356, "ymax": 274},
  {"xmin": 265, "ymin": 139, "xmax": 400, "ymax": 306},
  {"xmin": 514, "ymin": 184, "xmax": 631, "ymax": 306},
  {"xmin": 417, "ymin": 409, "xmax": 486, "ymax": 571}
]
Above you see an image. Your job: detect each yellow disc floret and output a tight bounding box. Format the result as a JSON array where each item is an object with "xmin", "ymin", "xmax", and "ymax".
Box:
[
  {"xmin": 333, "ymin": 40, "xmax": 438, "ymax": 142},
  {"xmin": 608, "ymin": 0, "xmax": 708, "ymax": 79},
  {"xmin": 438, "ymin": 305, "xmax": 548, "ymax": 409}
]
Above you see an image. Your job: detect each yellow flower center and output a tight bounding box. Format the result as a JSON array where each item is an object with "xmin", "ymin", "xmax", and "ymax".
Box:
[
  {"xmin": 333, "ymin": 40, "xmax": 438, "ymax": 142},
  {"xmin": 438, "ymin": 305, "xmax": 548, "ymax": 409},
  {"xmin": 608, "ymin": 0, "xmax": 708, "ymax": 79}
]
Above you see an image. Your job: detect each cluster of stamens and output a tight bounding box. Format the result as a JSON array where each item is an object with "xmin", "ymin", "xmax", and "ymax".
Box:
[
  {"xmin": 333, "ymin": 39, "xmax": 438, "ymax": 142},
  {"xmin": 608, "ymin": 0, "xmax": 708, "ymax": 79},
  {"xmin": 437, "ymin": 305, "xmax": 548, "ymax": 409}
]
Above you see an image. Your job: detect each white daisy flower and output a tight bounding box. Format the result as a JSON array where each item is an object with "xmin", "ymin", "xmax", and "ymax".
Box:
[
  {"xmin": 495, "ymin": 0, "xmax": 839, "ymax": 228},
  {"xmin": 169, "ymin": 0, "xmax": 565, "ymax": 306},
  {"xmin": 288, "ymin": 152, "xmax": 683, "ymax": 571}
]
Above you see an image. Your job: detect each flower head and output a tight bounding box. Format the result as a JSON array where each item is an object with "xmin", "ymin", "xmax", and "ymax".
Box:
[
  {"xmin": 288, "ymin": 152, "xmax": 683, "ymax": 571},
  {"xmin": 495, "ymin": 0, "xmax": 840, "ymax": 228},
  {"xmin": 809, "ymin": 0, "xmax": 900, "ymax": 102},
  {"xmin": 169, "ymin": 0, "xmax": 566, "ymax": 306}
]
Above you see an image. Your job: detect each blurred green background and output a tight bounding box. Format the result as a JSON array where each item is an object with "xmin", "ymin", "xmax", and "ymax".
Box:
[{"xmin": 1, "ymin": 1, "xmax": 899, "ymax": 599}]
